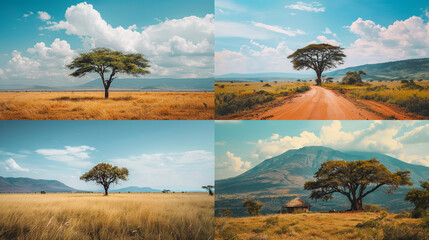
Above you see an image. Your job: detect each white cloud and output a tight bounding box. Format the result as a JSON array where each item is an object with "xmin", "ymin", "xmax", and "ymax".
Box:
[
  {"xmin": 315, "ymin": 35, "xmax": 341, "ymax": 46},
  {"xmin": 216, "ymin": 151, "xmax": 251, "ymax": 178},
  {"xmin": 215, "ymin": 40, "xmax": 294, "ymax": 75},
  {"xmin": 44, "ymin": 2, "xmax": 213, "ymax": 78},
  {"xmin": 216, "ymin": 21, "xmax": 272, "ymax": 40},
  {"xmin": 23, "ymin": 11, "xmax": 34, "ymax": 18},
  {"xmin": 5, "ymin": 158, "xmax": 29, "ymax": 172},
  {"xmin": 397, "ymin": 123, "xmax": 429, "ymax": 144},
  {"xmin": 323, "ymin": 27, "xmax": 332, "ymax": 34},
  {"xmin": 36, "ymin": 145, "xmax": 95, "ymax": 167},
  {"xmin": 285, "ymin": 2, "xmax": 325, "ymax": 13},
  {"xmin": 1, "ymin": 39, "xmax": 78, "ymax": 83},
  {"xmin": 345, "ymin": 16, "xmax": 429, "ymax": 66},
  {"xmin": 38, "ymin": 11, "xmax": 51, "ymax": 21},
  {"xmin": 252, "ymin": 22, "xmax": 305, "ymax": 37}
]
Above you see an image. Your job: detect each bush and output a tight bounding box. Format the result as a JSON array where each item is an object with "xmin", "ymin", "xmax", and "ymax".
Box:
[
  {"xmin": 263, "ymin": 84, "xmax": 271, "ymax": 87},
  {"xmin": 411, "ymin": 208, "xmax": 427, "ymax": 218},
  {"xmin": 215, "ymin": 92, "xmax": 275, "ymax": 116},
  {"xmin": 40, "ymin": 191, "xmax": 46, "ymax": 194},
  {"xmin": 356, "ymin": 212, "xmax": 387, "ymax": 228},
  {"xmin": 363, "ymin": 204, "xmax": 388, "ymax": 213},
  {"xmin": 219, "ymin": 209, "xmax": 233, "ymax": 218},
  {"xmin": 243, "ymin": 199, "xmax": 264, "ymax": 216},
  {"xmin": 382, "ymin": 223, "xmax": 429, "ymax": 240}
]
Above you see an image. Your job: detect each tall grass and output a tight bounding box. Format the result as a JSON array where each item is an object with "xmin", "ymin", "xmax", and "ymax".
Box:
[
  {"xmin": 0, "ymin": 193, "xmax": 214, "ymax": 240},
  {"xmin": 0, "ymin": 92, "xmax": 214, "ymax": 120}
]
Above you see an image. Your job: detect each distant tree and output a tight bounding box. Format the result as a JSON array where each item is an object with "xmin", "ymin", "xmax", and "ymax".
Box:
[
  {"xmin": 243, "ymin": 199, "xmax": 264, "ymax": 216},
  {"xmin": 325, "ymin": 77, "xmax": 334, "ymax": 83},
  {"xmin": 405, "ymin": 180, "xmax": 429, "ymax": 218},
  {"xmin": 260, "ymin": 80, "xmax": 264, "ymax": 83},
  {"xmin": 341, "ymin": 70, "xmax": 366, "ymax": 85},
  {"xmin": 288, "ymin": 44, "xmax": 345, "ymax": 86},
  {"xmin": 40, "ymin": 191, "xmax": 46, "ymax": 194},
  {"xmin": 304, "ymin": 159, "xmax": 412, "ymax": 211},
  {"xmin": 66, "ymin": 47, "xmax": 150, "ymax": 99},
  {"xmin": 162, "ymin": 189, "xmax": 171, "ymax": 193},
  {"xmin": 202, "ymin": 185, "xmax": 214, "ymax": 196},
  {"xmin": 80, "ymin": 163, "xmax": 129, "ymax": 196}
]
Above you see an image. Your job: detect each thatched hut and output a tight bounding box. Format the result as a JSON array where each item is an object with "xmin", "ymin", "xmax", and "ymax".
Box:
[{"xmin": 281, "ymin": 197, "xmax": 311, "ymax": 213}]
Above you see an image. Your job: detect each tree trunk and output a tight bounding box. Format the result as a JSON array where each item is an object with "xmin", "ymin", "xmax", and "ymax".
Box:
[
  {"xmin": 104, "ymin": 186, "xmax": 109, "ymax": 196},
  {"xmin": 104, "ymin": 87, "xmax": 109, "ymax": 99},
  {"xmin": 316, "ymin": 73, "xmax": 322, "ymax": 86}
]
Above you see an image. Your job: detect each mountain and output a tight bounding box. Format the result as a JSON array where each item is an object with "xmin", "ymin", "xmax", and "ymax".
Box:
[
  {"xmin": 0, "ymin": 176, "xmax": 79, "ymax": 193},
  {"xmin": 215, "ymin": 72, "xmax": 313, "ymax": 80},
  {"xmin": 215, "ymin": 146, "xmax": 429, "ymax": 215},
  {"xmin": 76, "ymin": 78, "xmax": 214, "ymax": 91},
  {"xmin": 325, "ymin": 58, "xmax": 429, "ymax": 81},
  {"xmin": 109, "ymin": 186, "xmax": 161, "ymax": 193}
]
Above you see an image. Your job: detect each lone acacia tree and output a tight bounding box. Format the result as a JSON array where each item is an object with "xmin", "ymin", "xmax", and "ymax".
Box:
[
  {"xmin": 304, "ymin": 159, "xmax": 412, "ymax": 211},
  {"xmin": 202, "ymin": 185, "xmax": 214, "ymax": 196},
  {"xmin": 66, "ymin": 47, "xmax": 150, "ymax": 99},
  {"xmin": 405, "ymin": 180, "xmax": 429, "ymax": 218},
  {"xmin": 288, "ymin": 44, "xmax": 346, "ymax": 86},
  {"xmin": 80, "ymin": 163, "xmax": 129, "ymax": 196}
]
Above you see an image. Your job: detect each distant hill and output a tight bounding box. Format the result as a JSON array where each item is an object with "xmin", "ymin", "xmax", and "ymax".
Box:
[
  {"xmin": 0, "ymin": 176, "xmax": 79, "ymax": 193},
  {"xmin": 214, "ymin": 58, "xmax": 429, "ymax": 82},
  {"xmin": 110, "ymin": 186, "xmax": 161, "ymax": 193},
  {"xmin": 77, "ymin": 78, "xmax": 214, "ymax": 91},
  {"xmin": 326, "ymin": 58, "xmax": 429, "ymax": 81},
  {"xmin": 0, "ymin": 78, "xmax": 214, "ymax": 91},
  {"xmin": 215, "ymin": 146, "xmax": 429, "ymax": 215}
]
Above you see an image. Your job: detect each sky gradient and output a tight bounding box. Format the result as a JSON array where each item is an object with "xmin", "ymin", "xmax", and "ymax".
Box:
[
  {"xmin": 0, "ymin": 0, "xmax": 214, "ymax": 86},
  {"xmin": 216, "ymin": 120, "xmax": 429, "ymax": 180},
  {"xmin": 215, "ymin": 0, "xmax": 429, "ymax": 75},
  {"xmin": 0, "ymin": 120, "xmax": 214, "ymax": 191}
]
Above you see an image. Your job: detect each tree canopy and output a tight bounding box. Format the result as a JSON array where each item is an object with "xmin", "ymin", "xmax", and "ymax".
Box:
[
  {"xmin": 288, "ymin": 44, "xmax": 345, "ymax": 86},
  {"xmin": 66, "ymin": 47, "xmax": 150, "ymax": 98},
  {"xmin": 304, "ymin": 159, "xmax": 412, "ymax": 211},
  {"xmin": 405, "ymin": 180, "xmax": 429, "ymax": 218},
  {"xmin": 341, "ymin": 70, "xmax": 367, "ymax": 85},
  {"xmin": 243, "ymin": 199, "xmax": 264, "ymax": 216},
  {"xmin": 80, "ymin": 163, "xmax": 129, "ymax": 196},
  {"xmin": 202, "ymin": 185, "xmax": 214, "ymax": 196}
]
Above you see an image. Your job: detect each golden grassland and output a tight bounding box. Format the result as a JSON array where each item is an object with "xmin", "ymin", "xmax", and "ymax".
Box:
[
  {"xmin": 323, "ymin": 81, "xmax": 429, "ymax": 117},
  {"xmin": 0, "ymin": 193, "xmax": 214, "ymax": 240},
  {"xmin": 0, "ymin": 91, "xmax": 214, "ymax": 120},
  {"xmin": 215, "ymin": 212, "xmax": 424, "ymax": 240},
  {"xmin": 215, "ymin": 81, "xmax": 309, "ymax": 95}
]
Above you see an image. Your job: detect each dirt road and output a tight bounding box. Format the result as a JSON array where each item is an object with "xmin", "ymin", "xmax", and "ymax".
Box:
[{"xmin": 258, "ymin": 86, "xmax": 383, "ymax": 120}]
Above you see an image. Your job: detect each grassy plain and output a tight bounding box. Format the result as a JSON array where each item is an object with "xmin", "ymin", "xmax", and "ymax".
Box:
[
  {"xmin": 0, "ymin": 91, "xmax": 214, "ymax": 120},
  {"xmin": 0, "ymin": 193, "xmax": 213, "ymax": 240},
  {"xmin": 324, "ymin": 81, "xmax": 429, "ymax": 117},
  {"xmin": 216, "ymin": 212, "xmax": 427, "ymax": 240},
  {"xmin": 215, "ymin": 81, "xmax": 310, "ymax": 118}
]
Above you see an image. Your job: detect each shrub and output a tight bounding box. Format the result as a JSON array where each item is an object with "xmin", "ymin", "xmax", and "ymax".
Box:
[
  {"xmin": 263, "ymin": 84, "xmax": 271, "ymax": 87},
  {"xmin": 215, "ymin": 92, "xmax": 275, "ymax": 116},
  {"xmin": 219, "ymin": 209, "xmax": 233, "ymax": 218},
  {"xmin": 243, "ymin": 199, "xmax": 264, "ymax": 216},
  {"xmin": 356, "ymin": 212, "xmax": 387, "ymax": 228},
  {"xmin": 363, "ymin": 204, "xmax": 388, "ymax": 213},
  {"xmin": 40, "ymin": 191, "xmax": 46, "ymax": 194},
  {"xmin": 382, "ymin": 223, "xmax": 429, "ymax": 240}
]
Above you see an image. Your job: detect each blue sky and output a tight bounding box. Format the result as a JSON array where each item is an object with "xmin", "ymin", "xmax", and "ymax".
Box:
[
  {"xmin": 215, "ymin": 0, "xmax": 429, "ymax": 75},
  {"xmin": 0, "ymin": 0, "xmax": 214, "ymax": 86},
  {"xmin": 0, "ymin": 121, "xmax": 214, "ymax": 191},
  {"xmin": 215, "ymin": 120, "xmax": 429, "ymax": 179}
]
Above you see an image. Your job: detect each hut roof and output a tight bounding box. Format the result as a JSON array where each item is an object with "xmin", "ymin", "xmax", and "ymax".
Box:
[{"xmin": 282, "ymin": 197, "xmax": 311, "ymax": 208}]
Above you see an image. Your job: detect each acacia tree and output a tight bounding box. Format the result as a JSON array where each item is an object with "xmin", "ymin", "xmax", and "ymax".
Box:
[
  {"xmin": 66, "ymin": 48, "xmax": 150, "ymax": 99},
  {"xmin": 341, "ymin": 70, "xmax": 367, "ymax": 85},
  {"xmin": 243, "ymin": 199, "xmax": 264, "ymax": 216},
  {"xmin": 80, "ymin": 163, "xmax": 129, "ymax": 196},
  {"xmin": 202, "ymin": 185, "xmax": 214, "ymax": 196},
  {"xmin": 288, "ymin": 44, "xmax": 346, "ymax": 86},
  {"xmin": 304, "ymin": 159, "xmax": 412, "ymax": 211},
  {"xmin": 405, "ymin": 180, "xmax": 429, "ymax": 218}
]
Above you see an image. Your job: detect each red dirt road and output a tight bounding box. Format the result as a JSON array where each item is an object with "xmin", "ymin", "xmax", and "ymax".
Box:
[{"xmin": 258, "ymin": 86, "xmax": 383, "ymax": 120}]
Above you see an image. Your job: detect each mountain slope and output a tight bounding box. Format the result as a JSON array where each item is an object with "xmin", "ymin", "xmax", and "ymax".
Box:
[
  {"xmin": 110, "ymin": 186, "xmax": 161, "ymax": 193},
  {"xmin": 0, "ymin": 176, "xmax": 78, "ymax": 193},
  {"xmin": 216, "ymin": 146, "xmax": 429, "ymax": 195}
]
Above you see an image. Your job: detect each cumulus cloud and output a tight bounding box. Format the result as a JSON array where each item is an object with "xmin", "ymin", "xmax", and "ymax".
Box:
[
  {"xmin": 36, "ymin": 145, "xmax": 95, "ymax": 167},
  {"xmin": 397, "ymin": 123, "xmax": 429, "ymax": 144},
  {"xmin": 44, "ymin": 2, "xmax": 213, "ymax": 78},
  {"xmin": 215, "ymin": 40, "xmax": 294, "ymax": 75},
  {"xmin": 313, "ymin": 35, "xmax": 341, "ymax": 46},
  {"xmin": 216, "ymin": 21, "xmax": 272, "ymax": 40},
  {"xmin": 1, "ymin": 38, "xmax": 78, "ymax": 84},
  {"xmin": 23, "ymin": 11, "xmax": 34, "ymax": 18},
  {"xmin": 285, "ymin": 2, "xmax": 325, "ymax": 13},
  {"xmin": 345, "ymin": 16, "xmax": 429, "ymax": 66},
  {"xmin": 5, "ymin": 158, "xmax": 29, "ymax": 172},
  {"xmin": 38, "ymin": 11, "xmax": 51, "ymax": 21},
  {"xmin": 216, "ymin": 151, "xmax": 251, "ymax": 178}
]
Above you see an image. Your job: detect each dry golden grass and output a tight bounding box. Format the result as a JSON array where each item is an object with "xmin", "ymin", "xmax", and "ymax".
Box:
[
  {"xmin": 215, "ymin": 212, "xmax": 422, "ymax": 240},
  {"xmin": 0, "ymin": 91, "xmax": 214, "ymax": 120},
  {"xmin": 0, "ymin": 193, "xmax": 214, "ymax": 240},
  {"xmin": 215, "ymin": 81, "xmax": 309, "ymax": 95}
]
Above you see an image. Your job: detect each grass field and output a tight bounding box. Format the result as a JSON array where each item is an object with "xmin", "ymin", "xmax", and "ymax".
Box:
[
  {"xmin": 216, "ymin": 212, "xmax": 427, "ymax": 240},
  {"xmin": 324, "ymin": 81, "xmax": 429, "ymax": 117},
  {"xmin": 215, "ymin": 81, "xmax": 310, "ymax": 118},
  {"xmin": 0, "ymin": 91, "xmax": 214, "ymax": 120},
  {"xmin": 0, "ymin": 193, "xmax": 214, "ymax": 240}
]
